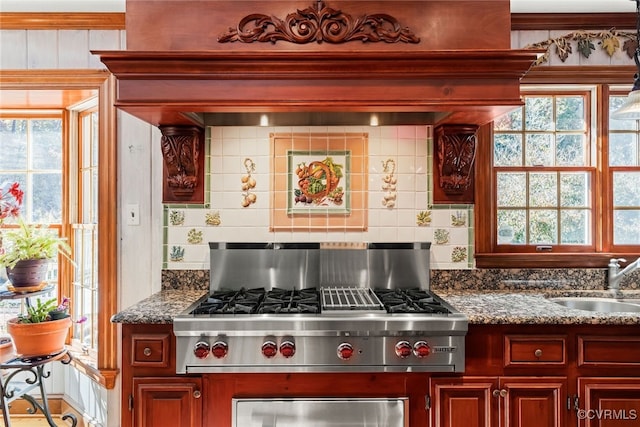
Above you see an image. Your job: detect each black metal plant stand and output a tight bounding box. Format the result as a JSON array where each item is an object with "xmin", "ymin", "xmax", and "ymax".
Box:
[
  {"xmin": 0, "ymin": 348, "xmax": 78, "ymax": 427},
  {"xmin": 0, "ymin": 284, "xmax": 77, "ymax": 426}
]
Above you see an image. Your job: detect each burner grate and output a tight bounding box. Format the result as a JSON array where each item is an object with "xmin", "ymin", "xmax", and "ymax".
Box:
[
  {"xmin": 374, "ymin": 288, "xmax": 451, "ymax": 314},
  {"xmin": 321, "ymin": 287, "xmax": 384, "ymax": 311}
]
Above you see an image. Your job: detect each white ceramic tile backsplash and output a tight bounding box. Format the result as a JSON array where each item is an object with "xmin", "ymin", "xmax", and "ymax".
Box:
[{"xmin": 164, "ymin": 125, "xmax": 473, "ymax": 270}]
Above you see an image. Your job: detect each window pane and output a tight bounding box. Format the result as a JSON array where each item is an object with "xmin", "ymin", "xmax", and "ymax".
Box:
[
  {"xmin": 609, "ymin": 133, "xmax": 637, "ymax": 166},
  {"xmin": 560, "ymin": 173, "xmax": 589, "ymax": 207},
  {"xmin": 32, "ymin": 119, "xmax": 62, "ymax": 169},
  {"xmin": 530, "ymin": 172, "xmax": 557, "ymax": 207},
  {"xmin": 613, "ymin": 172, "xmax": 640, "ymax": 207},
  {"xmin": 0, "ymin": 119, "xmax": 28, "ymax": 170},
  {"xmin": 82, "ymin": 169, "xmax": 92, "ymax": 221},
  {"xmin": 557, "ymin": 134, "xmax": 586, "ymax": 166},
  {"xmin": 556, "ymin": 96, "xmax": 585, "ymax": 131},
  {"xmin": 609, "ymin": 96, "xmax": 637, "ymax": 131},
  {"xmin": 614, "ymin": 210, "xmax": 640, "ymax": 244},
  {"xmin": 91, "ymin": 112, "xmax": 99, "ymax": 166},
  {"xmin": 82, "ymin": 114, "xmax": 92, "ymax": 168},
  {"xmin": 525, "ymin": 134, "xmax": 553, "ymax": 166},
  {"xmin": 560, "ymin": 209, "xmax": 590, "ymax": 244},
  {"xmin": 530, "ymin": 210, "xmax": 558, "ymax": 244},
  {"xmin": 497, "ymin": 172, "xmax": 526, "ymax": 206},
  {"xmin": 497, "ymin": 209, "xmax": 526, "ymax": 244},
  {"xmin": 92, "ymin": 170, "xmax": 98, "ymax": 224},
  {"xmin": 494, "ymin": 107, "xmax": 522, "ymax": 131},
  {"xmin": 32, "ymin": 173, "xmax": 62, "ymax": 222},
  {"xmin": 525, "ymin": 97, "xmax": 553, "ymax": 131},
  {"xmin": 494, "ymin": 134, "xmax": 522, "ymax": 166}
]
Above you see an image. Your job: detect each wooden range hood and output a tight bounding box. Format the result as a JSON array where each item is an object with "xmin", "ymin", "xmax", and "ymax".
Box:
[
  {"xmin": 96, "ymin": 0, "xmax": 539, "ymax": 203},
  {"xmin": 97, "ymin": 49, "xmax": 539, "ymax": 128}
]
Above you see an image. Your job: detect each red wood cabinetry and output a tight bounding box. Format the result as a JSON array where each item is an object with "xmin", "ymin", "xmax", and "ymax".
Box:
[
  {"xmin": 430, "ymin": 376, "xmax": 567, "ymax": 427},
  {"xmin": 120, "ymin": 324, "xmax": 640, "ymax": 427},
  {"xmin": 122, "ymin": 324, "xmax": 203, "ymax": 427},
  {"xmin": 133, "ymin": 377, "xmax": 202, "ymax": 427},
  {"xmin": 578, "ymin": 378, "xmax": 640, "ymax": 427}
]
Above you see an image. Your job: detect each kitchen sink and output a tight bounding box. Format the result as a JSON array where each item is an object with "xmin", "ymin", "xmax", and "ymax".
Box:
[{"xmin": 549, "ymin": 297, "xmax": 640, "ymax": 313}]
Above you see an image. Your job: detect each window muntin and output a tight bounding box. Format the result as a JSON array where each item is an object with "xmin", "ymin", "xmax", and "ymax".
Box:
[{"xmin": 493, "ymin": 93, "xmax": 593, "ymax": 248}]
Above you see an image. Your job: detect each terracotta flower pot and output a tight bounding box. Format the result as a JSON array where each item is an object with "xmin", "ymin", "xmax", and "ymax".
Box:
[
  {"xmin": 5, "ymin": 258, "xmax": 50, "ymax": 288},
  {"xmin": 6, "ymin": 316, "xmax": 71, "ymax": 357}
]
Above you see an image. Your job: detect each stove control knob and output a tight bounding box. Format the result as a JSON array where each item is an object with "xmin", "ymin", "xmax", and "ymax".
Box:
[
  {"xmin": 193, "ymin": 341, "xmax": 210, "ymax": 359},
  {"xmin": 211, "ymin": 341, "xmax": 228, "ymax": 359},
  {"xmin": 395, "ymin": 341, "xmax": 413, "ymax": 359},
  {"xmin": 261, "ymin": 340, "xmax": 278, "ymax": 358},
  {"xmin": 279, "ymin": 341, "xmax": 296, "ymax": 358},
  {"xmin": 413, "ymin": 341, "xmax": 431, "ymax": 358},
  {"xmin": 337, "ymin": 343, "xmax": 354, "ymax": 360}
]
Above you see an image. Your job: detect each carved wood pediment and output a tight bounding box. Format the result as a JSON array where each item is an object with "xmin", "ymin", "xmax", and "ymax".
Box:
[{"xmin": 218, "ymin": 0, "xmax": 420, "ymax": 44}]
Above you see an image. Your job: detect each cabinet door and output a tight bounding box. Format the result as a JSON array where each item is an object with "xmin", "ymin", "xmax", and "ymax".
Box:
[
  {"xmin": 430, "ymin": 377, "xmax": 498, "ymax": 427},
  {"xmin": 500, "ymin": 377, "xmax": 567, "ymax": 427},
  {"xmin": 133, "ymin": 377, "xmax": 202, "ymax": 427},
  {"xmin": 578, "ymin": 377, "xmax": 640, "ymax": 427}
]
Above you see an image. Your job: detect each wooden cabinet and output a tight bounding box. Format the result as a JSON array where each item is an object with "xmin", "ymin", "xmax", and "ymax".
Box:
[
  {"xmin": 501, "ymin": 377, "xmax": 567, "ymax": 427},
  {"xmin": 122, "ymin": 324, "xmax": 202, "ymax": 427},
  {"xmin": 430, "ymin": 377, "xmax": 496, "ymax": 427},
  {"xmin": 429, "ymin": 326, "xmax": 640, "ymax": 427},
  {"xmin": 119, "ymin": 323, "xmax": 640, "ymax": 427},
  {"xmin": 577, "ymin": 378, "xmax": 640, "ymax": 427},
  {"xmin": 504, "ymin": 335, "xmax": 566, "ymax": 367},
  {"xmin": 133, "ymin": 377, "xmax": 202, "ymax": 427},
  {"xmin": 430, "ymin": 376, "xmax": 567, "ymax": 427}
]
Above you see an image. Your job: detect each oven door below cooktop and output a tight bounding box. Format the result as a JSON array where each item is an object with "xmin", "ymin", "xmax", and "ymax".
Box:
[{"xmin": 232, "ymin": 398, "xmax": 408, "ymax": 427}]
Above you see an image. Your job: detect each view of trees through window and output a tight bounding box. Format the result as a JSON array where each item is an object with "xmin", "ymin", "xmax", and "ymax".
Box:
[
  {"xmin": 0, "ymin": 116, "xmax": 63, "ymax": 333},
  {"xmin": 609, "ymin": 96, "xmax": 640, "ymax": 245},
  {"xmin": 493, "ymin": 94, "xmax": 593, "ymax": 247}
]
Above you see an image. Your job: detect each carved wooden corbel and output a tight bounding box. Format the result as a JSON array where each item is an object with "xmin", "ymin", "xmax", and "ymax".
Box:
[
  {"xmin": 433, "ymin": 124, "xmax": 478, "ymax": 204},
  {"xmin": 218, "ymin": 0, "xmax": 420, "ymax": 45},
  {"xmin": 160, "ymin": 125, "xmax": 205, "ymax": 204}
]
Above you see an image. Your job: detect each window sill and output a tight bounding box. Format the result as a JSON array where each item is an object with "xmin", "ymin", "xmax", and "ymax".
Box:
[
  {"xmin": 67, "ymin": 343, "xmax": 119, "ymax": 389},
  {"xmin": 474, "ymin": 252, "xmax": 626, "ymax": 269}
]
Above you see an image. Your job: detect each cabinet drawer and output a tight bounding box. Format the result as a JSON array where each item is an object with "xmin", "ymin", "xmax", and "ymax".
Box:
[
  {"xmin": 131, "ymin": 333, "xmax": 170, "ymax": 367},
  {"xmin": 578, "ymin": 335, "xmax": 640, "ymax": 367},
  {"xmin": 504, "ymin": 335, "xmax": 566, "ymax": 367}
]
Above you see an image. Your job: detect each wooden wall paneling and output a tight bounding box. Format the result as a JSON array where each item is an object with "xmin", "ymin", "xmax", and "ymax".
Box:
[
  {"xmin": 26, "ymin": 29, "xmax": 58, "ymax": 68},
  {"xmin": 0, "ymin": 30, "xmax": 28, "ymax": 69},
  {"xmin": 59, "ymin": 30, "xmax": 91, "ymax": 68}
]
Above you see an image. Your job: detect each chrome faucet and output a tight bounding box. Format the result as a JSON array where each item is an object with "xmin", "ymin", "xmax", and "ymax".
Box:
[{"xmin": 608, "ymin": 257, "xmax": 640, "ymax": 295}]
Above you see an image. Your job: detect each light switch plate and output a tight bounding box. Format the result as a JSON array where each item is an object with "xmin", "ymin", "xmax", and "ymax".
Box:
[{"xmin": 125, "ymin": 204, "xmax": 140, "ymax": 226}]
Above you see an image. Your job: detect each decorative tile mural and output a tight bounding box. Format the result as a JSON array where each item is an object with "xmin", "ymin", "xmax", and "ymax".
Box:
[{"xmin": 163, "ymin": 125, "xmax": 474, "ymax": 270}]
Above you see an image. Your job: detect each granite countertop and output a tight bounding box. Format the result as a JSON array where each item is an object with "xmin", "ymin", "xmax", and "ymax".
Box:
[
  {"xmin": 110, "ymin": 288, "xmax": 640, "ymax": 326},
  {"xmin": 110, "ymin": 289, "xmax": 207, "ymax": 324},
  {"xmin": 438, "ymin": 289, "xmax": 640, "ymax": 325}
]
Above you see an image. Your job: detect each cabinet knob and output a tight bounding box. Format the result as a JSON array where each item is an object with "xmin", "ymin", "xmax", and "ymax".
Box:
[
  {"xmin": 492, "ymin": 389, "xmax": 507, "ymax": 398},
  {"xmin": 193, "ymin": 390, "xmax": 202, "ymax": 399},
  {"xmin": 534, "ymin": 349, "xmax": 543, "ymax": 358},
  {"xmin": 143, "ymin": 347, "xmax": 152, "ymax": 357}
]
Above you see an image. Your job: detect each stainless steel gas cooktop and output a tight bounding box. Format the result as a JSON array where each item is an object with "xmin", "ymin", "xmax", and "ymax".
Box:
[{"xmin": 173, "ymin": 242, "xmax": 467, "ymax": 374}]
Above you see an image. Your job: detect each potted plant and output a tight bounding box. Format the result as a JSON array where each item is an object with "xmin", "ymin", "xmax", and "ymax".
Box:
[
  {"xmin": 6, "ymin": 296, "xmax": 73, "ymax": 357},
  {"xmin": 0, "ymin": 216, "xmax": 73, "ymax": 289}
]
